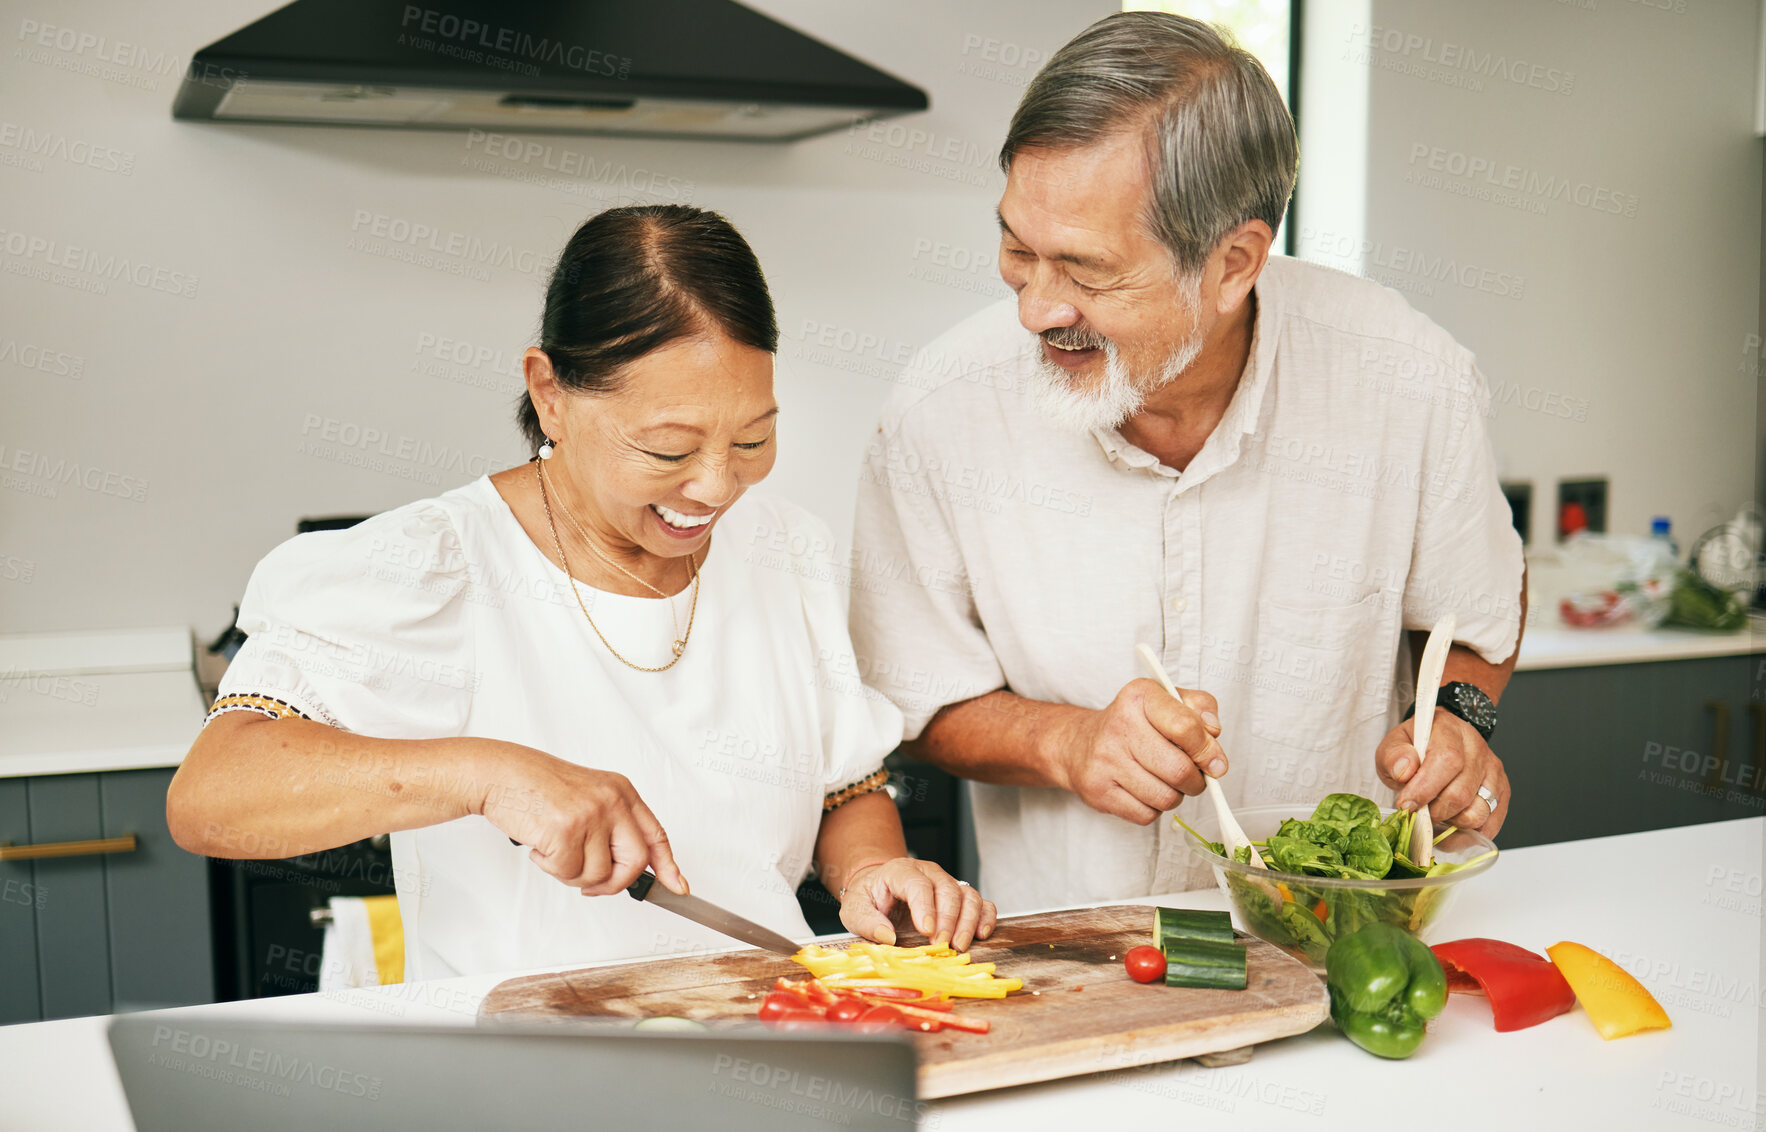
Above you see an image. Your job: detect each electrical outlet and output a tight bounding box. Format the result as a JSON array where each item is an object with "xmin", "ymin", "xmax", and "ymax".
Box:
[
  {"xmin": 1556, "ymin": 477, "xmax": 1608, "ymax": 540},
  {"xmin": 1501, "ymin": 481, "xmax": 1532, "ymax": 546}
]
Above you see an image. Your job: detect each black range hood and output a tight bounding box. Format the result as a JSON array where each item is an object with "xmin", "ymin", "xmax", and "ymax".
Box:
[{"xmin": 173, "ymin": 0, "xmax": 928, "ymax": 142}]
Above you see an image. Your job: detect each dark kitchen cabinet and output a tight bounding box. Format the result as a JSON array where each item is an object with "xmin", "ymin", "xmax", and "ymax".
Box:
[
  {"xmin": 1494, "ymin": 653, "xmax": 1762, "ymax": 849},
  {"xmin": 211, "ymin": 836, "xmax": 397, "ymax": 1000},
  {"xmin": 791, "ymin": 752, "xmax": 976, "ymax": 935},
  {"xmin": 0, "ymin": 767, "xmax": 215, "ymax": 1024}
]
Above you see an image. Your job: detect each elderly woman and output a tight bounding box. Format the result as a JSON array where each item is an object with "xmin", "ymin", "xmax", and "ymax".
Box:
[{"xmin": 168, "ymin": 205, "xmax": 995, "ymax": 981}]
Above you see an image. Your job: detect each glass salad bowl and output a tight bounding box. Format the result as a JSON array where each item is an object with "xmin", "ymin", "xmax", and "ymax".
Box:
[{"xmin": 1183, "ymin": 803, "xmax": 1499, "ymax": 974}]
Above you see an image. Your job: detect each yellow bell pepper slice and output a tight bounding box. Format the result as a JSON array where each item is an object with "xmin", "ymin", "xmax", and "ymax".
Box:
[
  {"xmin": 792, "ymin": 943, "xmax": 1022, "ymax": 999},
  {"xmin": 1545, "ymin": 941, "xmax": 1672, "ymax": 1040}
]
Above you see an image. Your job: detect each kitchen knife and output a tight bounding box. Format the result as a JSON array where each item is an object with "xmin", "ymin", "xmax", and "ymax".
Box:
[{"xmin": 627, "ymin": 871, "xmax": 801, "ymax": 955}]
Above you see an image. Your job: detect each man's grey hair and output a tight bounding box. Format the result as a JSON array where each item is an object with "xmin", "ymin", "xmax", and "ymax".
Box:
[{"xmin": 999, "ymin": 11, "xmax": 1297, "ymax": 276}]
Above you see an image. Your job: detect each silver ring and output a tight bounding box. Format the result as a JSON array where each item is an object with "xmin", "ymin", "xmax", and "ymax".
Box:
[
  {"xmin": 1477, "ymin": 785, "xmax": 1499, "ymax": 813},
  {"xmin": 956, "ymin": 880, "xmax": 971, "ymax": 887}
]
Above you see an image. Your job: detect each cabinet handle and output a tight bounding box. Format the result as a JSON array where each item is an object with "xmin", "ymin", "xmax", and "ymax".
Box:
[
  {"xmin": 0, "ymin": 833, "xmax": 137, "ymax": 861},
  {"xmin": 1704, "ymin": 701, "xmax": 1731, "ymax": 788}
]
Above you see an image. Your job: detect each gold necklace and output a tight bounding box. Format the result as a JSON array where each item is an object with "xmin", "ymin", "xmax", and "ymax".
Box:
[
  {"xmin": 536, "ymin": 459, "xmax": 699, "ymax": 672},
  {"xmin": 543, "ymin": 465, "xmax": 690, "ymax": 645}
]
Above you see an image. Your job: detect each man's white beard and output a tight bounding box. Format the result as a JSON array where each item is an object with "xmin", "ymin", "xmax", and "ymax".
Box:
[{"xmin": 1029, "ymin": 282, "xmax": 1207, "ymax": 434}]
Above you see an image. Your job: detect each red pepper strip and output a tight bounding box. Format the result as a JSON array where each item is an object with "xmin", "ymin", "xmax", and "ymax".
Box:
[
  {"xmin": 851, "ymin": 986, "xmax": 938, "ymax": 1003},
  {"xmin": 1431, "ymin": 938, "xmax": 1577, "ymax": 1033},
  {"xmin": 850, "ymin": 994, "xmax": 989, "ymax": 1034},
  {"xmin": 774, "ymin": 978, "xmax": 837, "ymax": 1007},
  {"xmin": 840, "ymin": 989, "xmax": 952, "ymax": 1012}
]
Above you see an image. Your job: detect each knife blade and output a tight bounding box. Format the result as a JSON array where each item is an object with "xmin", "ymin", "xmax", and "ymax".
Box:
[{"xmin": 626, "ymin": 872, "xmax": 801, "ymax": 955}]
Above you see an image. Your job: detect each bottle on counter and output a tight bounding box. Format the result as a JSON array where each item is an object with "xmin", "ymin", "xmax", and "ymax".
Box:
[{"xmin": 1649, "ymin": 516, "xmax": 1679, "ymax": 562}]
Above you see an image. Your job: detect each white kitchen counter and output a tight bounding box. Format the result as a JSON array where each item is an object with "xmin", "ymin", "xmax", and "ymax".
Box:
[
  {"xmin": 0, "ymin": 627, "xmax": 205, "ymax": 778},
  {"xmin": 1514, "ymin": 617, "xmax": 1761, "ymax": 671},
  {"xmin": 2, "ymin": 816, "xmax": 1759, "ymax": 1132}
]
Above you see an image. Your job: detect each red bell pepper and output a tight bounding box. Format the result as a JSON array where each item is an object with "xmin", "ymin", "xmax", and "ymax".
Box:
[{"xmin": 1431, "ymin": 938, "xmax": 1577, "ymax": 1032}]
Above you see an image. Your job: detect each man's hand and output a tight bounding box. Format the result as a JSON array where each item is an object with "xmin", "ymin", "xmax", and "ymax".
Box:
[
  {"xmin": 1374, "ymin": 710, "xmax": 1509, "ymax": 836},
  {"xmin": 1043, "ymin": 679, "xmax": 1227, "ymax": 825}
]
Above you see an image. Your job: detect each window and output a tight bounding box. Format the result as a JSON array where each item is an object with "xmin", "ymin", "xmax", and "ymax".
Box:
[
  {"xmin": 1122, "ymin": 1, "xmax": 1300, "ymax": 252},
  {"xmin": 1122, "ymin": 0, "xmax": 1293, "ymax": 105}
]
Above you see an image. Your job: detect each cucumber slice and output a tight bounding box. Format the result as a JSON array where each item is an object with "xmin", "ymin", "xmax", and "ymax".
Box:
[
  {"xmin": 1161, "ymin": 938, "xmax": 1248, "ymax": 990},
  {"xmin": 1154, "ymin": 907, "xmax": 1234, "ymax": 946}
]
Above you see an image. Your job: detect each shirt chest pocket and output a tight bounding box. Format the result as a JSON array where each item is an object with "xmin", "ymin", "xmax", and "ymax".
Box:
[{"xmin": 1247, "ymin": 592, "xmax": 1395, "ymax": 754}]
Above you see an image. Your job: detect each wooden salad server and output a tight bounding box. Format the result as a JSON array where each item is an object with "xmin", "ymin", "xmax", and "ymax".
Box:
[
  {"xmin": 1407, "ymin": 614, "xmax": 1458, "ymax": 868},
  {"xmin": 1136, "ymin": 643, "xmax": 1268, "ymax": 870}
]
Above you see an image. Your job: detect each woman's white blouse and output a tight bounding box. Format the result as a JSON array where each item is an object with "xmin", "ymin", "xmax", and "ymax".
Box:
[{"xmin": 214, "ymin": 476, "xmax": 902, "ymax": 981}]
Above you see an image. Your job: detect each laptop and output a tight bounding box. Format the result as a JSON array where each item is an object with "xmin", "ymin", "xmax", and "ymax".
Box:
[{"xmin": 108, "ymin": 1014, "xmax": 921, "ymax": 1131}]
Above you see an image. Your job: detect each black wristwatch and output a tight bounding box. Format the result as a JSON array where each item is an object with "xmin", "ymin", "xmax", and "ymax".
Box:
[{"xmin": 1403, "ymin": 681, "xmax": 1498, "ymax": 742}]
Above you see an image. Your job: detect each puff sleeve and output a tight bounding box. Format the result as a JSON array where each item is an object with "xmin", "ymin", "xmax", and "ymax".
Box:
[{"xmin": 212, "ymin": 499, "xmax": 477, "ymax": 739}]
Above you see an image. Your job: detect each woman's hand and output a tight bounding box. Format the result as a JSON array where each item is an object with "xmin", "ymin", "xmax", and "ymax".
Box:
[
  {"xmin": 477, "ymin": 741, "xmax": 687, "ymax": 897},
  {"xmin": 838, "ymin": 858, "xmax": 997, "ymax": 951}
]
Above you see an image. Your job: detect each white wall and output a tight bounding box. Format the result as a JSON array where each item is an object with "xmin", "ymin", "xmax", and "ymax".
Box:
[
  {"xmin": 1298, "ymin": 0, "xmax": 1761, "ymax": 549},
  {"xmin": 0, "ymin": 0, "xmax": 1114, "ymax": 637}
]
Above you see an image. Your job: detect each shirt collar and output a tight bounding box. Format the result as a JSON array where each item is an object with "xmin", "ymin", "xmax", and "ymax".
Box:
[{"xmin": 1089, "ymin": 259, "xmax": 1283, "ymax": 484}]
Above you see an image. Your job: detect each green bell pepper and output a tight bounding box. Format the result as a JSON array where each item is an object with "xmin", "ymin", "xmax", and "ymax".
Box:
[{"xmin": 1325, "ymin": 922, "xmax": 1448, "ymax": 1059}]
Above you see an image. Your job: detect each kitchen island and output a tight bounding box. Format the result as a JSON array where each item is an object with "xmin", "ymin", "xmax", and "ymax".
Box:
[{"xmin": 2, "ymin": 817, "xmax": 1758, "ymax": 1131}]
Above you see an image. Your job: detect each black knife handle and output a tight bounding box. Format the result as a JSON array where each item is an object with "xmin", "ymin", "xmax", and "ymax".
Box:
[{"xmin": 627, "ymin": 872, "xmax": 655, "ymax": 901}]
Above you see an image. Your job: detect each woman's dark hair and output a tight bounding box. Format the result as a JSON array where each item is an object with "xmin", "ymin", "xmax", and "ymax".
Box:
[{"xmin": 518, "ymin": 204, "xmax": 778, "ymax": 451}]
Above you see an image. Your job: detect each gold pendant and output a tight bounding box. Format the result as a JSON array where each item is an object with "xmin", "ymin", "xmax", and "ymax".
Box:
[{"xmin": 672, "ymin": 639, "xmax": 686, "ymax": 657}]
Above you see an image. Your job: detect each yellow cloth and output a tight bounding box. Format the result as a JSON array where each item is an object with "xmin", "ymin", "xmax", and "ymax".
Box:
[{"xmin": 362, "ymin": 894, "xmax": 404, "ymax": 985}]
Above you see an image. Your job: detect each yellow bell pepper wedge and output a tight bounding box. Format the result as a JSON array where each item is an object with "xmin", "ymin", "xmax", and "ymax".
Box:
[
  {"xmin": 1545, "ymin": 941, "xmax": 1672, "ymax": 1040},
  {"xmin": 791, "ymin": 943, "xmax": 1022, "ymax": 999}
]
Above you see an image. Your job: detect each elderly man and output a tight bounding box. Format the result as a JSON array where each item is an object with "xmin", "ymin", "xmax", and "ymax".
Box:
[{"xmin": 849, "ymin": 11, "xmax": 1525, "ymax": 911}]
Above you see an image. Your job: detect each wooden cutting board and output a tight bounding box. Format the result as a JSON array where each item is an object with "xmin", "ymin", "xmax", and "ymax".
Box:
[{"xmin": 477, "ymin": 903, "xmax": 1328, "ymax": 1098}]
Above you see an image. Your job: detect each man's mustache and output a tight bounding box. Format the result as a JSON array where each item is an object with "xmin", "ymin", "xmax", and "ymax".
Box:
[{"xmin": 1041, "ymin": 325, "xmax": 1109, "ymax": 352}]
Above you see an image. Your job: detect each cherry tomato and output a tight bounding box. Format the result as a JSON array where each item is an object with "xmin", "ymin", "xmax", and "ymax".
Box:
[
  {"xmin": 852, "ymin": 1004, "xmax": 906, "ymax": 1033},
  {"xmin": 758, "ymin": 991, "xmax": 822, "ymax": 1022},
  {"xmin": 1124, "ymin": 946, "xmax": 1167, "ymax": 984},
  {"xmin": 826, "ymin": 998, "xmax": 869, "ymax": 1024}
]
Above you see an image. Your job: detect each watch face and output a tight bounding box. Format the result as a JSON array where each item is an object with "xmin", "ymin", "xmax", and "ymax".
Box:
[{"xmin": 1444, "ymin": 683, "xmax": 1497, "ymax": 736}]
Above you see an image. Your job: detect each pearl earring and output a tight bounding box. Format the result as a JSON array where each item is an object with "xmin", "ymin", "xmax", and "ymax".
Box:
[{"xmin": 538, "ymin": 437, "xmax": 555, "ymax": 460}]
